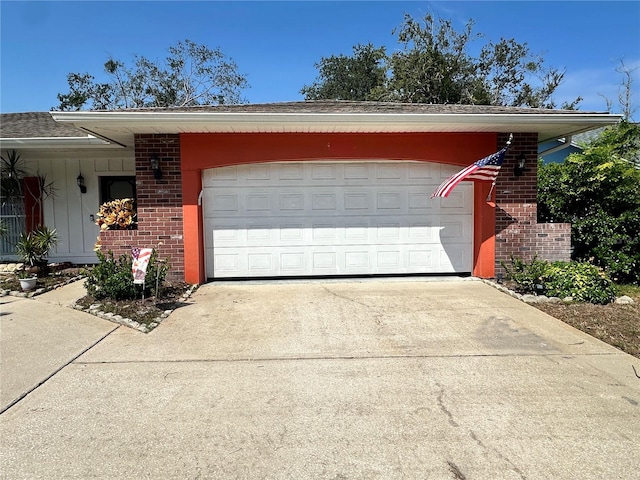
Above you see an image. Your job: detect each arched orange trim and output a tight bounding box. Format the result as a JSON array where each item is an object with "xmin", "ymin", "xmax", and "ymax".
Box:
[
  {"xmin": 180, "ymin": 132, "xmax": 498, "ymax": 282},
  {"xmin": 181, "ymin": 132, "xmax": 496, "ymax": 170}
]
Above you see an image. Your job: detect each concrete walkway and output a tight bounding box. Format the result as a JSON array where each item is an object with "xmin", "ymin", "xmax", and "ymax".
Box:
[
  {"xmin": 1, "ymin": 278, "xmax": 639, "ymax": 479},
  {"xmin": 0, "ymin": 282, "xmax": 118, "ymax": 412}
]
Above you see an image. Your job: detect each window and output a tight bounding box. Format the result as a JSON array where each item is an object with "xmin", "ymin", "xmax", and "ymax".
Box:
[{"xmin": 100, "ymin": 176, "xmax": 136, "ymax": 204}]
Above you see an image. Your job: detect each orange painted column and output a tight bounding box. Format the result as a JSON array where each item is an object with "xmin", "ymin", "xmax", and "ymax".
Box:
[
  {"xmin": 181, "ymin": 169, "xmax": 205, "ymax": 284},
  {"xmin": 473, "ymin": 181, "xmax": 496, "ymax": 278}
]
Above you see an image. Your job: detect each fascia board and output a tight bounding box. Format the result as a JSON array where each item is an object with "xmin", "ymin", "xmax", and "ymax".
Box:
[
  {"xmin": 50, "ymin": 111, "xmax": 622, "ymax": 138},
  {"xmin": 0, "ymin": 135, "xmax": 112, "ymax": 149}
]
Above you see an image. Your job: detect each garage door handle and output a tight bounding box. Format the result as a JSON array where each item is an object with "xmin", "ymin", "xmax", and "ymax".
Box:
[{"xmin": 198, "ymin": 190, "xmax": 204, "ymax": 206}]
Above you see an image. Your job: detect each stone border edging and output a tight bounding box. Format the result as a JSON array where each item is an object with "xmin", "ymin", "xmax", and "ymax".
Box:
[
  {"xmin": 480, "ymin": 278, "xmax": 635, "ymax": 305},
  {"xmin": 0, "ymin": 275, "xmax": 85, "ymax": 298},
  {"xmin": 71, "ymin": 284, "xmax": 199, "ymax": 333}
]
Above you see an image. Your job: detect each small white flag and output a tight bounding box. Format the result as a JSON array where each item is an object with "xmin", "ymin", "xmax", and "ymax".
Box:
[{"xmin": 131, "ymin": 247, "xmax": 153, "ymax": 285}]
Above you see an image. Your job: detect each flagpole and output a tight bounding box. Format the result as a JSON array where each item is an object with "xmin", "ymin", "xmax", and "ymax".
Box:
[
  {"xmin": 486, "ymin": 181, "xmax": 496, "ymax": 202},
  {"xmin": 486, "ymin": 133, "xmax": 513, "ymax": 201},
  {"xmin": 431, "ymin": 133, "xmax": 514, "ymax": 199}
]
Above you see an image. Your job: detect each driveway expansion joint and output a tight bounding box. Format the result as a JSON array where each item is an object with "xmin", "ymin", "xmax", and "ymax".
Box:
[
  {"xmin": 0, "ymin": 325, "xmax": 120, "ymax": 415},
  {"xmin": 72, "ymin": 351, "xmax": 628, "ymax": 366}
]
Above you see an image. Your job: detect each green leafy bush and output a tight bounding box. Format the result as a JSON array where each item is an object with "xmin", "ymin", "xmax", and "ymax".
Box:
[
  {"xmin": 501, "ymin": 255, "xmax": 549, "ymax": 295},
  {"xmin": 84, "ymin": 250, "xmax": 169, "ymax": 300},
  {"xmin": 538, "ymin": 121, "xmax": 640, "ymax": 284},
  {"xmin": 544, "ymin": 261, "xmax": 617, "ymax": 304},
  {"xmin": 502, "ymin": 256, "xmax": 617, "ymax": 304}
]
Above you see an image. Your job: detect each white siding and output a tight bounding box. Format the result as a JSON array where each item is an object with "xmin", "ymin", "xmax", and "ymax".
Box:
[{"xmin": 1, "ymin": 148, "xmax": 134, "ymax": 264}]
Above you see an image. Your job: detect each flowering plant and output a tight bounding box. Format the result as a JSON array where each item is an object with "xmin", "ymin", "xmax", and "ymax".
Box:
[{"xmin": 96, "ymin": 198, "xmax": 137, "ymax": 230}]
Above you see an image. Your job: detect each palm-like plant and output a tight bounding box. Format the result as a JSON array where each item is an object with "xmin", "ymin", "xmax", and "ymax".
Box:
[
  {"xmin": 1, "ymin": 150, "xmax": 27, "ymax": 201},
  {"xmin": 15, "ymin": 225, "xmax": 58, "ymax": 270}
]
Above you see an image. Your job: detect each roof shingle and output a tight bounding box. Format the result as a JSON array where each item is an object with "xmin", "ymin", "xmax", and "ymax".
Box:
[{"xmin": 1, "ymin": 112, "xmax": 86, "ymax": 139}]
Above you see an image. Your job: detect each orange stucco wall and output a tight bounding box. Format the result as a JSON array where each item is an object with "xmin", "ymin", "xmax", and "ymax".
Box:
[{"xmin": 180, "ymin": 132, "xmax": 498, "ymax": 283}]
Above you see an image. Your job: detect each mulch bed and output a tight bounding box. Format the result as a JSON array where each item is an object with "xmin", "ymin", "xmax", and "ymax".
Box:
[
  {"xmin": 1, "ymin": 263, "xmax": 196, "ymax": 332},
  {"xmin": 498, "ymin": 279, "xmax": 640, "ymax": 359},
  {"xmin": 0, "ymin": 264, "xmax": 84, "ymax": 295},
  {"xmin": 74, "ymin": 281, "xmax": 196, "ymax": 331},
  {"xmin": 533, "ymin": 301, "xmax": 640, "ymax": 359}
]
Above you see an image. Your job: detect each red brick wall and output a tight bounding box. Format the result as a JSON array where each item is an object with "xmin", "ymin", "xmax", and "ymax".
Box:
[
  {"xmin": 494, "ymin": 132, "xmax": 571, "ymax": 278},
  {"xmin": 99, "ymin": 134, "xmax": 184, "ymax": 282}
]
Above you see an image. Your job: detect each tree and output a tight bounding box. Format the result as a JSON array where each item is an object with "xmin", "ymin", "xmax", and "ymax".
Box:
[
  {"xmin": 538, "ymin": 121, "xmax": 640, "ymax": 283},
  {"xmin": 302, "ymin": 13, "xmax": 579, "ymax": 108},
  {"xmin": 380, "ymin": 14, "xmax": 486, "ymax": 104},
  {"xmin": 56, "ymin": 40, "xmax": 249, "ymax": 111},
  {"xmin": 476, "ymin": 38, "xmax": 578, "ymax": 109},
  {"xmin": 300, "ymin": 43, "xmax": 387, "ymax": 101},
  {"xmin": 599, "ymin": 59, "xmax": 638, "ymax": 122}
]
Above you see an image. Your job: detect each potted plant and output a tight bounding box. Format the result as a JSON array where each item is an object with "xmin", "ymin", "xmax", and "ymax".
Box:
[
  {"xmin": 15, "ymin": 225, "xmax": 58, "ymax": 277},
  {"xmin": 17, "ymin": 269, "xmax": 37, "ymax": 291}
]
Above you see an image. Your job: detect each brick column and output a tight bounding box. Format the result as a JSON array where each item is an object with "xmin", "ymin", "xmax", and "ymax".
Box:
[
  {"xmin": 99, "ymin": 134, "xmax": 185, "ymax": 282},
  {"xmin": 494, "ymin": 132, "xmax": 571, "ymax": 278}
]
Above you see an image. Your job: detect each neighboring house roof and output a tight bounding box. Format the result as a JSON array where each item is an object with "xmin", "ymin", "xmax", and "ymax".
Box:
[
  {"xmin": 538, "ymin": 137, "xmax": 584, "ymax": 163},
  {"xmin": 50, "ymin": 100, "xmax": 622, "ymax": 148}
]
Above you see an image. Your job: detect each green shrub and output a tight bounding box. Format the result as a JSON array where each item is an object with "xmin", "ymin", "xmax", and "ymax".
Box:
[
  {"xmin": 502, "ymin": 256, "xmax": 617, "ymax": 304},
  {"xmin": 544, "ymin": 261, "xmax": 617, "ymax": 304},
  {"xmin": 84, "ymin": 249, "xmax": 169, "ymax": 300},
  {"xmin": 501, "ymin": 255, "xmax": 550, "ymax": 295},
  {"xmin": 538, "ymin": 122, "xmax": 640, "ymax": 284}
]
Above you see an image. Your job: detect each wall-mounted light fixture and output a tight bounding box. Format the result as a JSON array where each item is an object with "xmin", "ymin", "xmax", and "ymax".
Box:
[
  {"xmin": 150, "ymin": 153, "xmax": 163, "ymax": 180},
  {"xmin": 514, "ymin": 153, "xmax": 528, "ymax": 177},
  {"xmin": 77, "ymin": 174, "xmax": 87, "ymax": 194}
]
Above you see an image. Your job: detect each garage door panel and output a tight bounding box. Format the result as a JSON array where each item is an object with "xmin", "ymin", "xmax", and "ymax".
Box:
[
  {"xmin": 408, "ymin": 191, "xmax": 432, "ymax": 211},
  {"xmin": 408, "ymin": 162, "xmax": 436, "ymax": 180},
  {"xmin": 439, "ymin": 245, "xmax": 471, "ymax": 271},
  {"xmin": 210, "ymin": 193, "xmax": 239, "ymax": 212},
  {"xmin": 246, "ymin": 193, "xmax": 271, "ymax": 211},
  {"xmin": 206, "ymin": 215, "xmax": 471, "ymax": 248},
  {"xmin": 204, "ymin": 162, "xmax": 473, "ymax": 278},
  {"xmin": 203, "ymin": 162, "xmax": 445, "ymax": 188},
  {"xmin": 431, "ymin": 189, "xmax": 473, "ymax": 212},
  {"xmin": 208, "ymin": 186, "xmax": 469, "ymax": 217},
  {"xmin": 344, "ymin": 192, "xmax": 371, "ymax": 210},
  {"xmin": 211, "ymin": 243, "xmax": 466, "ymax": 277}
]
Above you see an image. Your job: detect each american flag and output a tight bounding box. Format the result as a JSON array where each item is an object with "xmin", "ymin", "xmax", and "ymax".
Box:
[{"xmin": 431, "ymin": 146, "xmax": 508, "ymax": 198}]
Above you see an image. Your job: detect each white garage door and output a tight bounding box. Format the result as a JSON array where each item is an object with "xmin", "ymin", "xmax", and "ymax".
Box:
[{"xmin": 203, "ymin": 162, "xmax": 473, "ymax": 278}]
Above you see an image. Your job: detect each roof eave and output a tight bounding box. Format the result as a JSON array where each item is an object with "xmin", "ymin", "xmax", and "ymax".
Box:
[
  {"xmin": 0, "ymin": 135, "xmax": 112, "ymax": 149},
  {"xmin": 50, "ymin": 110, "xmax": 622, "ymax": 144}
]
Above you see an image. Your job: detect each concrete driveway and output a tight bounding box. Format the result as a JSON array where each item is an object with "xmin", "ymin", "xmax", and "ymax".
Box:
[{"xmin": 1, "ymin": 278, "xmax": 639, "ymax": 479}]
